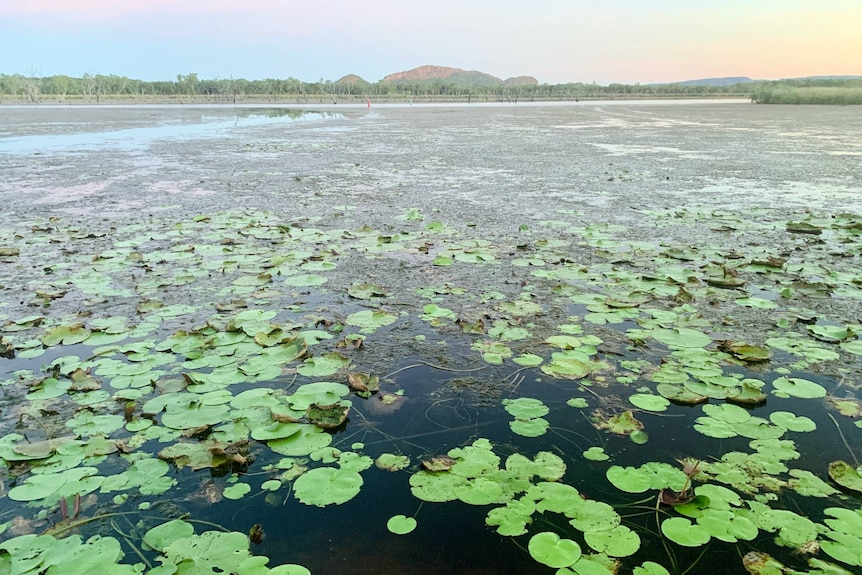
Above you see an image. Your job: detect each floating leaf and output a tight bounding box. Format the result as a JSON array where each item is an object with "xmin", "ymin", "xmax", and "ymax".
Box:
[
  {"xmin": 375, "ymin": 454, "xmax": 410, "ymax": 472},
  {"xmin": 42, "ymin": 324, "xmax": 91, "ymax": 346},
  {"xmin": 347, "ymin": 283, "xmax": 389, "ymax": 299},
  {"xmin": 651, "ymin": 328, "xmax": 711, "ymax": 349},
  {"xmin": 661, "ymin": 517, "xmax": 711, "ymax": 547},
  {"xmin": 386, "ymin": 515, "xmax": 417, "ymax": 535},
  {"xmin": 840, "ymin": 340, "xmax": 862, "ymax": 355},
  {"xmin": 806, "ymin": 324, "xmax": 854, "ymax": 343},
  {"xmin": 583, "ymin": 447, "xmax": 609, "ymax": 462},
  {"xmin": 503, "ymin": 397, "xmax": 549, "ymax": 419},
  {"xmin": 629, "ymin": 394, "xmax": 670, "ymax": 412},
  {"xmin": 528, "ymin": 532, "xmax": 582, "ymax": 569},
  {"xmin": 769, "ymin": 411, "xmax": 816, "ymax": 432},
  {"xmin": 720, "ymin": 341, "xmax": 772, "ymax": 362},
  {"xmin": 223, "ymin": 482, "xmax": 251, "ymax": 500},
  {"xmin": 345, "ymin": 310, "xmax": 397, "ymax": 332},
  {"xmin": 771, "ymin": 376, "xmax": 827, "ymax": 399},
  {"xmin": 634, "ymin": 562, "xmax": 671, "ymax": 575},
  {"xmin": 294, "ymin": 467, "xmax": 363, "ymax": 507},
  {"xmin": 594, "ymin": 410, "xmax": 643, "ymax": 435},
  {"xmin": 283, "ymin": 274, "xmax": 328, "ymax": 287},
  {"xmin": 510, "ymin": 418, "xmax": 549, "ymax": 437},
  {"xmin": 512, "ymin": 353, "xmax": 543, "ymax": 367},
  {"xmin": 584, "ymin": 525, "xmax": 640, "ymax": 557},
  {"xmin": 741, "ymin": 551, "xmax": 787, "ymax": 575},
  {"xmin": 828, "ymin": 461, "xmax": 862, "ymax": 493}
]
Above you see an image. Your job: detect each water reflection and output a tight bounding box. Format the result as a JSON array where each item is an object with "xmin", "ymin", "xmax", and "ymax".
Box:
[{"xmin": 0, "ymin": 109, "xmax": 341, "ymax": 155}]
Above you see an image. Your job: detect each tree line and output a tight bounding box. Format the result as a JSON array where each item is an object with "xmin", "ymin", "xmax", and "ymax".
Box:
[{"xmin": 1, "ymin": 72, "xmax": 860, "ymax": 104}]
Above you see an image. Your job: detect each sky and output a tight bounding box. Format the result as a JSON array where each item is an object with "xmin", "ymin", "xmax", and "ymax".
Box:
[{"xmin": 1, "ymin": 0, "xmax": 860, "ymax": 85}]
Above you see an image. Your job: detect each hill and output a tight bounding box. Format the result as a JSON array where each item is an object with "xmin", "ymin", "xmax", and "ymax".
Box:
[
  {"xmin": 382, "ymin": 65, "xmax": 537, "ymax": 86},
  {"xmin": 673, "ymin": 77, "xmax": 755, "ymax": 87},
  {"xmin": 335, "ymin": 74, "xmax": 368, "ymax": 85}
]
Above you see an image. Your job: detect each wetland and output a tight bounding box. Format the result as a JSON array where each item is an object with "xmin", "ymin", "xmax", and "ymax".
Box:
[{"xmin": 0, "ymin": 101, "xmax": 861, "ymax": 575}]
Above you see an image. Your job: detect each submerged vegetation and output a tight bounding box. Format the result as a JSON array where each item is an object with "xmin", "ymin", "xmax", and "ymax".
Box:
[{"xmin": 1, "ymin": 194, "xmax": 861, "ymax": 574}]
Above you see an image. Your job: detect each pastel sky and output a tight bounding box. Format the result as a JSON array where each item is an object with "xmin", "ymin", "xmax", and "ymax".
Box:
[{"xmin": 1, "ymin": 0, "xmax": 859, "ymax": 84}]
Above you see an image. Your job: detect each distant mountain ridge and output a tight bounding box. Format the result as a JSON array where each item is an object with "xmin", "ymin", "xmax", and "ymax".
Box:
[
  {"xmin": 660, "ymin": 75, "xmax": 862, "ymax": 87},
  {"xmin": 337, "ymin": 67, "xmax": 860, "ymax": 88},
  {"xmin": 382, "ymin": 65, "xmax": 538, "ymax": 86},
  {"xmin": 674, "ymin": 76, "xmax": 755, "ymax": 87}
]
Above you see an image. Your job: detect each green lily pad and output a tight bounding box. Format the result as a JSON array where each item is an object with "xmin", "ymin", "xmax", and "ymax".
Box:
[
  {"xmin": 512, "ymin": 353, "xmax": 544, "ymax": 367},
  {"xmin": 293, "ymin": 467, "xmax": 363, "ymax": 507},
  {"xmin": 771, "ymin": 376, "xmax": 827, "ymax": 399},
  {"xmin": 42, "ymin": 324, "xmax": 91, "ymax": 346},
  {"xmin": 348, "ymin": 283, "xmax": 389, "ymax": 299},
  {"xmin": 345, "ymin": 310, "xmax": 397, "ymax": 333},
  {"xmin": 828, "ymin": 461, "xmax": 862, "ymax": 493},
  {"xmin": 634, "ymin": 562, "xmax": 671, "ymax": 575},
  {"xmin": 840, "ymin": 340, "xmax": 862, "ymax": 355},
  {"xmin": 283, "ymin": 274, "xmax": 328, "ymax": 287},
  {"xmin": 502, "ymin": 397, "xmax": 549, "ymax": 419},
  {"xmin": 143, "ymin": 519, "xmax": 195, "ymax": 552},
  {"xmin": 223, "ymin": 482, "xmax": 251, "ymax": 500},
  {"xmin": 661, "ymin": 517, "xmax": 711, "ymax": 547},
  {"xmin": 386, "ymin": 515, "xmax": 417, "ymax": 535},
  {"xmin": 583, "ymin": 447, "xmax": 610, "ymax": 462},
  {"xmin": 629, "ymin": 394, "xmax": 670, "ymax": 412},
  {"xmin": 807, "ymin": 325, "xmax": 854, "ymax": 343},
  {"xmin": 510, "ymin": 418, "xmax": 550, "ymax": 437},
  {"xmin": 584, "ymin": 524, "xmax": 640, "ymax": 557},
  {"xmin": 697, "ymin": 508, "xmax": 758, "ymax": 543},
  {"xmin": 528, "ymin": 532, "xmax": 582, "ymax": 569},
  {"xmin": 651, "ymin": 328, "xmax": 711, "ymax": 348},
  {"xmin": 769, "ymin": 411, "xmax": 816, "ymax": 432},
  {"xmin": 485, "ymin": 502, "xmax": 533, "ymax": 536},
  {"xmin": 375, "ymin": 453, "xmax": 410, "ymax": 472},
  {"xmin": 296, "ymin": 353, "xmax": 350, "ymax": 377},
  {"xmin": 569, "ymin": 499, "xmax": 621, "ymax": 533},
  {"xmin": 606, "ymin": 463, "xmax": 687, "ymax": 494},
  {"xmin": 722, "ymin": 342, "xmax": 772, "ymax": 362}
]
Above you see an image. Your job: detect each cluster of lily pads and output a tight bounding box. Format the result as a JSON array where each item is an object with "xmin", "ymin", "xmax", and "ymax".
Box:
[{"xmin": 0, "ymin": 204, "xmax": 861, "ymax": 574}]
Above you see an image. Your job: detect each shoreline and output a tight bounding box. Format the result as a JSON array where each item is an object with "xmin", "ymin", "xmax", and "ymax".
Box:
[{"xmin": 0, "ymin": 93, "xmax": 752, "ymax": 107}]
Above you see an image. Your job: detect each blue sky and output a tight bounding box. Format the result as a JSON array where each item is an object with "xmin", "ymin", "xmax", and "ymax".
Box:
[{"xmin": 1, "ymin": 0, "xmax": 859, "ymax": 84}]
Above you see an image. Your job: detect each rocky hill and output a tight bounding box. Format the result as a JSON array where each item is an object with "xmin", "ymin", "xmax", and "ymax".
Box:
[
  {"xmin": 382, "ymin": 65, "xmax": 537, "ymax": 86},
  {"xmin": 335, "ymin": 74, "xmax": 368, "ymax": 85},
  {"xmin": 502, "ymin": 76, "xmax": 539, "ymax": 86}
]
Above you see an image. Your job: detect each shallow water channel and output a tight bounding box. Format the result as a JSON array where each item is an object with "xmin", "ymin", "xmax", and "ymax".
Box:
[{"xmin": 0, "ymin": 102, "xmax": 861, "ymax": 575}]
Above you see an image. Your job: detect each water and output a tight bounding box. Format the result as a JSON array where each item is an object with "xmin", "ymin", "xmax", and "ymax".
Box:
[{"xmin": 0, "ymin": 102, "xmax": 860, "ymax": 574}]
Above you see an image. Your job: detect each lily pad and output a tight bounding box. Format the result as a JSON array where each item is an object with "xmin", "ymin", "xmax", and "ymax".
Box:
[
  {"xmin": 502, "ymin": 397, "xmax": 549, "ymax": 419},
  {"xmin": 828, "ymin": 460, "xmax": 862, "ymax": 493},
  {"xmin": 583, "ymin": 447, "xmax": 610, "ymax": 462},
  {"xmin": 661, "ymin": 517, "xmax": 711, "ymax": 547},
  {"xmin": 375, "ymin": 453, "xmax": 410, "ymax": 472},
  {"xmin": 769, "ymin": 411, "xmax": 816, "ymax": 432},
  {"xmin": 651, "ymin": 328, "xmax": 711, "ymax": 348},
  {"xmin": 628, "ymin": 394, "xmax": 670, "ymax": 412},
  {"xmin": 293, "ymin": 467, "xmax": 363, "ymax": 507},
  {"xmin": 345, "ymin": 310, "xmax": 397, "ymax": 333},
  {"xmin": 386, "ymin": 515, "xmax": 417, "ymax": 535},
  {"xmin": 771, "ymin": 376, "xmax": 827, "ymax": 399},
  {"xmin": 583, "ymin": 525, "xmax": 640, "ymax": 557},
  {"xmin": 528, "ymin": 532, "xmax": 582, "ymax": 569}
]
